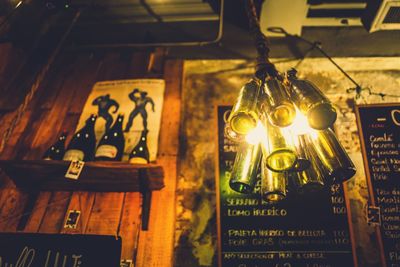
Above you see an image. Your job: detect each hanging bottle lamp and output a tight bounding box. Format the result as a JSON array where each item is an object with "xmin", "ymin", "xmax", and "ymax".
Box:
[{"xmin": 226, "ymin": 0, "xmax": 356, "ymax": 202}]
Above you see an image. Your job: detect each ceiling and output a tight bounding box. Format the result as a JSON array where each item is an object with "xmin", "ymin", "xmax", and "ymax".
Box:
[{"xmin": 1, "ymin": 0, "xmax": 400, "ymax": 58}]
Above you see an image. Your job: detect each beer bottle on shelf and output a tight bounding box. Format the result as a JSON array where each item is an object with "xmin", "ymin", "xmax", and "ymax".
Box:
[
  {"xmin": 129, "ymin": 129, "xmax": 150, "ymax": 164},
  {"xmin": 63, "ymin": 114, "xmax": 97, "ymax": 161},
  {"xmin": 42, "ymin": 131, "xmax": 68, "ymax": 160},
  {"xmin": 95, "ymin": 114, "xmax": 125, "ymax": 161}
]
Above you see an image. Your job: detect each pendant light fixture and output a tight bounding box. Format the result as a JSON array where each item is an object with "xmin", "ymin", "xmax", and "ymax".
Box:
[{"xmin": 226, "ymin": 0, "xmax": 356, "ymax": 202}]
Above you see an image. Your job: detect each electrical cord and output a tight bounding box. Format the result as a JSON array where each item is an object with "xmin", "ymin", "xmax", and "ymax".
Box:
[{"xmin": 267, "ymin": 27, "xmax": 400, "ymax": 100}]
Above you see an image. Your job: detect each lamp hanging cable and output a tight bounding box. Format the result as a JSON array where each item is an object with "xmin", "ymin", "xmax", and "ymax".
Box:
[
  {"xmin": 267, "ymin": 27, "xmax": 400, "ymax": 100},
  {"xmin": 245, "ymin": 0, "xmax": 279, "ymax": 80}
]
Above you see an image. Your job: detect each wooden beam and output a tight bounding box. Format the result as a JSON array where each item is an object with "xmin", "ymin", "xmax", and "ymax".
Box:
[{"xmin": 136, "ymin": 59, "xmax": 183, "ymax": 267}]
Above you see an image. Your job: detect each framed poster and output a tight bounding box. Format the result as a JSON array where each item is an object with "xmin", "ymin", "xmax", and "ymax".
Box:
[
  {"xmin": 216, "ymin": 105, "xmax": 356, "ymax": 267},
  {"xmin": 355, "ymin": 103, "xmax": 400, "ymax": 267},
  {"xmin": 76, "ymin": 79, "xmax": 165, "ymax": 161}
]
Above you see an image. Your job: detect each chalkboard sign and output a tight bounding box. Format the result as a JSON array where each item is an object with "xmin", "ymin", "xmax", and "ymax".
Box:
[
  {"xmin": 0, "ymin": 233, "xmax": 121, "ymax": 266},
  {"xmin": 355, "ymin": 103, "xmax": 400, "ymax": 267},
  {"xmin": 216, "ymin": 106, "xmax": 355, "ymax": 267}
]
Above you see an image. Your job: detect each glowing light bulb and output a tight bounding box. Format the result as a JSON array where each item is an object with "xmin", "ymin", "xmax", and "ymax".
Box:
[
  {"xmin": 288, "ymin": 109, "xmax": 313, "ymax": 136},
  {"xmin": 245, "ymin": 121, "xmax": 267, "ymax": 145}
]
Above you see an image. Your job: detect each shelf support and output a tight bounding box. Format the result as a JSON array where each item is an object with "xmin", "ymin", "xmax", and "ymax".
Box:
[{"xmin": 139, "ymin": 169, "xmax": 152, "ymax": 231}]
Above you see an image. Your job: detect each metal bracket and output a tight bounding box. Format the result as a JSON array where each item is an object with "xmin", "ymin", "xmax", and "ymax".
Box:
[
  {"xmin": 139, "ymin": 169, "xmax": 152, "ymax": 231},
  {"xmin": 366, "ymin": 205, "xmax": 381, "ymax": 226},
  {"xmin": 120, "ymin": 259, "xmax": 133, "ymax": 267},
  {"xmin": 64, "ymin": 209, "xmax": 81, "ymax": 229}
]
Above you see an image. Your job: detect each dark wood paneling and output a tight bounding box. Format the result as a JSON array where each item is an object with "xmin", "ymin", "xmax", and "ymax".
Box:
[{"xmin": 0, "ymin": 46, "xmax": 182, "ymax": 267}]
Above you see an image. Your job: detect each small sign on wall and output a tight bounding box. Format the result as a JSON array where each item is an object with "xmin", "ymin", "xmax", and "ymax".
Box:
[{"xmin": 0, "ymin": 233, "xmax": 121, "ymax": 266}]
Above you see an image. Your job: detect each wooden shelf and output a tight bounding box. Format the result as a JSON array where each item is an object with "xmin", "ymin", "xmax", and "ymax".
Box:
[{"xmin": 0, "ymin": 160, "xmax": 164, "ymax": 192}]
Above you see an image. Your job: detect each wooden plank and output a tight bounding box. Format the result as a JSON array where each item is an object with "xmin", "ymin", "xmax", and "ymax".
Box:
[
  {"xmin": 85, "ymin": 192, "xmax": 125, "ymax": 236},
  {"xmin": 0, "ymin": 52, "xmax": 99, "ymax": 233},
  {"xmin": 135, "ymin": 156, "xmax": 178, "ymax": 267},
  {"xmin": 136, "ymin": 59, "xmax": 183, "ymax": 267},
  {"xmin": 81, "ymin": 52, "xmax": 134, "ymax": 243},
  {"xmin": 0, "ymin": 187, "xmax": 28, "ymax": 231},
  {"xmin": 9, "ymin": 55, "xmax": 88, "ymax": 231},
  {"xmin": 61, "ymin": 191, "xmax": 95, "ymax": 234},
  {"xmin": 156, "ymin": 60, "xmax": 183, "ymax": 157},
  {"xmin": 20, "ymin": 114, "xmax": 80, "ymax": 232},
  {"xmin": 67, "ymin": 52, "xmax": 105, "ymax": 115},
  {"xmin": 38, "ymin": 191, "xmax": 72, "ymax": 233},
  {"xmin": 117, "ymin": 193, "xmax": 142, "ymax": 261},
  {"xmin": 38, "ymin": 52, "xmax": 78, "ymax": 110},
  {"xmin": 61, "ymin": 52, "xmax": 125, "ymax": 242},
  {"xmin": 23, "ymin": 192, "xmax": 52, "ymax": 232},
  {"xmin": 0, "ymin": 160, "xmax": 164, "ymax": 191},
  {"xmin": 0, "ymin": 109, "xmax": 34, "ymax": 160},
  {"xmin": 28, "ymin": 54, "xmax": 102, "ymax": 158},
  {"xmin": 125, "ymin": 52, "xmax": 151, "ymax": 79},
  {"xmin": 0, "ymin": 43, "xmax": 25, "ymax": 100}
]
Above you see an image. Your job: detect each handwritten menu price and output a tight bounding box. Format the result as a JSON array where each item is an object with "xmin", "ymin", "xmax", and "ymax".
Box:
[
  {"xmin": 356, "ymin": 104, "xmax": 400, "ymax": 267},
  {"xmin": 216, "ymin": 106, "xmax": 355, "ymax": 267},
  {"xmin": 0, "ymin": 233, "xmax": 121, "ymax": 267}
]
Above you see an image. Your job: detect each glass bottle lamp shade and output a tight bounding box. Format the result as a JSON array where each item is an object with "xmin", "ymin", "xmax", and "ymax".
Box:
[
  {"xmin": 287, "ymin": 69, "xmax": 337, "ymax": 130},
  {"xmin": 311, "ymin": 128, "xmax": 356, "ymax": 182},
  {"xmin": 260, "ymin": 78, "xmax": 296, "ymax": 127},
  {"xmin": 293, "ymin": 134, "xmax": 325, "ymax": 194},
  {"xmin": 228, "ymin": 78, "xmax": 262, "ymax": 135},
  {"xmin": 229, "ymin": 142, "xmax": 262, "ymax": 194},
  {"xmin": 261, "ymin": 158, "xmax": 287, "ymax": 203},
  {"xmin": 264, "ymin": 119, "xmax": 297, "ymax": 172}
]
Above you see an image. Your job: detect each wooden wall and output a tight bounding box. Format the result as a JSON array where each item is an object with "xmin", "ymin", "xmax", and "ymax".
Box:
[{"xmin": 0, "ymin": 43, "xmax": 182, "ymax": 266}]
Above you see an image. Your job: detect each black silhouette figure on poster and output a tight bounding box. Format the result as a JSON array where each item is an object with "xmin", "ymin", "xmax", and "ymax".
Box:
[
  {"xmin": 125, "ymin": 88, "xmax": 155, "ymax": 132},
  {"xmin": 92, "ymin": 94, "xmax": 119, "ymax": 131}
]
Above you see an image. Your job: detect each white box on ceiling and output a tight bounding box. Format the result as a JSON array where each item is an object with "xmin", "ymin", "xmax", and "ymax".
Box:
[
  {"xmin": 259, "ymin": 0, "xmax": 366, "ymax": 37},
  {"xmin": 362, "ymin": 0, "xmax": 400, "ymax": 32}
]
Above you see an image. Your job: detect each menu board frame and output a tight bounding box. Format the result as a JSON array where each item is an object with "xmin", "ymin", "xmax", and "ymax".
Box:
[
  {"xmin": 215, "ymin": 105, "xmax": 357, "ymax": 267},
  {"xmin": 355, "ymin": 103, "xmax": 400, "ymax": 267}
]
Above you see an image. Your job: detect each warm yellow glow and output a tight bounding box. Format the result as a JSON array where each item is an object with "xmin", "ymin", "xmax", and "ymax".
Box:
[
  {"xmin": 288, "ymin": 109, "xmax": 313, "ymax": 136},
  {"xmin": 15, "ymin": 1, "xmax": 22, "ymax": 8},
  {"xmin": 309, "ymin": 128, "xmax": 319, "ymax": 141},
  {"xmin": 245, "ymin": 121, "xmax": 267, "ymax": 145}
]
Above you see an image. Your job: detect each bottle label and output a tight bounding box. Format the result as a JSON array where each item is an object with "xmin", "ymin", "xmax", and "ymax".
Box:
[
  {"xmin": 95, "ymin": 145, "xmax": 118, "ymax": 159},
  {"xmin": 63, "ymin": 149, "xmax": 85, "ymax": 161},
  {"xmin": 129, "ymin": 157, "xmax": 148, "ymax": 164}
]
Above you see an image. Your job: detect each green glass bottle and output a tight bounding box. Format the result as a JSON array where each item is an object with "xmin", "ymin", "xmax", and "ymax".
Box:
[
  {"xmin": 229, "ymin": 142, "xmax": 262, "ymax": 194},
  {"xmin": 292, "ymin": 134, "xmax": 311, "ymax": 172},
  {"xmin": 311, "ymin": 128, "xmax": 356, "ymax": 182},
  {"xmin": 264, "ymin": 119, "xmax": 297, "ymax": 172},
  {"xmin": 293, "ymin": 134, "xmax": 324, "ymax": 194},
  {"xmin": 261, "ymin": 158, "xmax": 287, "ymax": 203},
  {"xmin": 287, "ymin": 69, "xmax": 337, "ymax": 130},
  {"xmin": 260, "ymin": 78, "xmax": 296, "ymax": 127},
  {"xmin": 228, "ymin": 78, "xmax": 261, "ymax": 135}
]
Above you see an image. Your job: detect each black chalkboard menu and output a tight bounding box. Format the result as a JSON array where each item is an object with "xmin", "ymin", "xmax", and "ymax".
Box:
[
  {"xmin": 355, "ymin": 103, "xmax": 400, "ymax": 267},
  {"xmin": 216, "ymin": 105, "xmax": 355, "ymax": 267},
  {"xmin": 0, "ymin": 233, "xmax": 121, "ymax": 266}
]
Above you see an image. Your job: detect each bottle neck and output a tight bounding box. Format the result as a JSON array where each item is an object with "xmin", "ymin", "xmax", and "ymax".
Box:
[
  {"xmin": 85, "ymin": 116, "xmax": 97, "ymax": 131},
  {"xmin": 139, "ymin": 130, "xmax": 148, "ymax": 141},
  {"xmin": 112, "ymin": 116, "xmax": 124, "ymax": 131}
]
